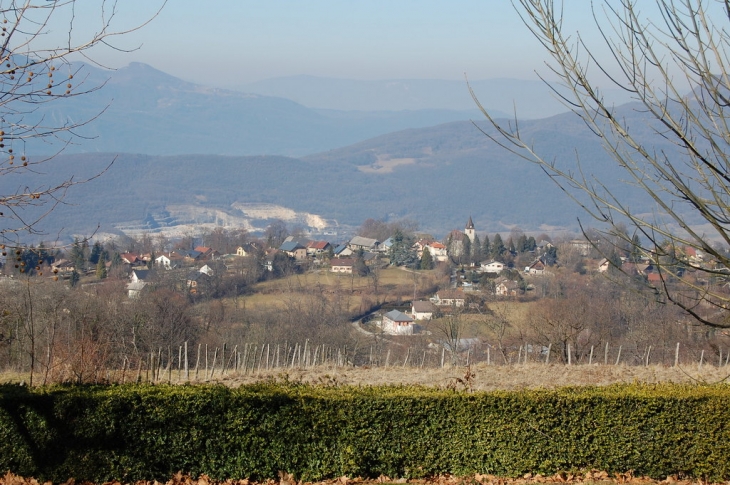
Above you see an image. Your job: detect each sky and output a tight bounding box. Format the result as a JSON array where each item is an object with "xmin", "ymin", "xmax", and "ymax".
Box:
[{"xmin": 57, "ymin": 1, "xmax": 609, "ymax": 87}]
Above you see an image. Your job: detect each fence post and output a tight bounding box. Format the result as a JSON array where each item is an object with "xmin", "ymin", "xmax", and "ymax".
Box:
[
  {"xmin": 699, "ymin": 350, "xmax": 704, "ymax": 370},
  {"xmin": 257, "ymin": 345, "xmax": 264, "ymax": 374},
  {"xmin": 545, "ymin": 343, "xmax": 551, "ymax": 365},
  {"xmin": 675, "ymin": 342, "xmax": 680, "ymax": 367},
  {"xmin": 195, "ymin": 343, "xmax": 201, "ymax": 381},
  {"xmin": 567, "ymin": 344, "xmax": 571, "ymax": 365},
  {"xmin": 615, "ymin": 345, "xmax": 622, "ymax": 365},
  {"xmin": 604, "ymin": 342, "xmax": 609, "ymax": 365},
  {"xmin": 209, "ymin": 348, "xmax": 218, "ymax": 380},
  {"xmin": 589, "ymin": 345, "xmax": 594, "ymax": 365},
  {"xmin": 184, "ymin": 341, "xmax": 189, "ymax": 381}
]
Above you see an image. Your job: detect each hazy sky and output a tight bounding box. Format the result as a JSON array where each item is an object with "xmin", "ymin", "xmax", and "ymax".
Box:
[{"xmin": 68, "ymin": 1, "xmax": 608, "ymax": 87}]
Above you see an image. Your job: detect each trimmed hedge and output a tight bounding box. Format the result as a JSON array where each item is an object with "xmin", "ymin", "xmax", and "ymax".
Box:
[{"xmin": 0, "ymin": 383, "xmax": 728, "ymax": 482}]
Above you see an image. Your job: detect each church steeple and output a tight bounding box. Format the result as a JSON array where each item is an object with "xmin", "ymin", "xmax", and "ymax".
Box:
[{"xmin": 465, "ymin": 216, "xmax": 475, "ymax": 243}]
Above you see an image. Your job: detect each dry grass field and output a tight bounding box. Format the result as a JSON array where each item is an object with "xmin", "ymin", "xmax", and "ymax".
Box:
[
  {"xmin": 2, "ymin": 361, "xmax": 728, "ymax": 390},
  {"xmin": 206, "ymin": 362, "xmax": 730, "ymax": 390},
  {"xmin": 228, "ymin": 267, "xmax": 439, "ymax": 314}
]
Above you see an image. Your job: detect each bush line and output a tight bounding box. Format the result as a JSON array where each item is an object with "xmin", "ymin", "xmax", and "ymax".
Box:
[{"xmin": 0, "ymin": 383, "xmax": 728, "ymax": 482}]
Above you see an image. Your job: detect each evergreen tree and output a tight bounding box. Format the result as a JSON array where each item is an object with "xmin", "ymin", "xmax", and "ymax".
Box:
[
  {"xmin": 461, "ymin": 236, "xmax": 471, "ymax": 265},
  {"xmin": 516, "ymin": 234, "xmax": 528, "ymax": 253},
  {"xmin": 491, "ymin": 233, "xmax": 505, "ymax": 261},
  {"xmin": 354, "ymin": 248, "xmax": 369, "ymax": 276},
  {"xmin": 525, "ymin": 236, "xmax": 537, "ymax": 252},
  {"xmin": 389, "ymin": 229, "xmax": 417, "ymax": 267},
  {"xmin": 507, "ymin": 237, "xmax": 516, "ymax": 255},
  {"xmin": 482, "ymin": 234, "xmax": 490, "ymax": 258},
  {"xmin": 69, "ymin": 270, "xmax": 80, "ymax": 287},
  {"xmin": 89, "ymin": 241, "xmax": 103, "ymax": 265},
  {"xmin": 472, "ymin": 234, "xmax": 482, "ymax": 264},
  {"xmin": 20, "ymin": 246, "xmax": 39, "ymax": 275},
  {"xmin": 37, "ymin": 242, "xmax": 50, "ymax": 266},
  {"xmin": 420, "ymin": 247, "xmax": 434, "ymax": 270},
  {"xmin": 111, "ymin": 252, "xmax": 123, "ymax": 268},
  {"xmin": 96, "ymin": 253, "xmax": 107, "ymax": 279},
  {"xmin": 70, "ymin": 238, "xmax": 86, "ymax": 272},
  {"xmin": 544, "ymin": 246, "xmax": 558, "ymax": 266},
  {"xmin": 629, "ymin": 234, "xmax": 642, "ymax": 262}
]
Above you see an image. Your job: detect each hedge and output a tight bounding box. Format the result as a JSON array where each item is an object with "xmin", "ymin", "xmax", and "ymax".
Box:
[{"xmin": 0, "ymin": 383, "xmax": 728, "ymax": 482}]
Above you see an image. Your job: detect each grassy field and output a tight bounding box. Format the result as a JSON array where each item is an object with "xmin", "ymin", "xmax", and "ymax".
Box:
[{"xmin": 228, "ymin": 267, "xmax": 440, "ymax": 314}]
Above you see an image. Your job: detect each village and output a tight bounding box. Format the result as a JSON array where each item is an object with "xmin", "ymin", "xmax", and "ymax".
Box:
[{"xmin": 2, "ymin": 215, "xmax": 724, "ymax": 352}]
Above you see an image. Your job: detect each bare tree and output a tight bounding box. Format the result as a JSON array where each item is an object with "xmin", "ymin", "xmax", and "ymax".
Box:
[
  {"xmin": 475, "ymin": 0, "xmax": 730, "ymax": 327},
  {"xmin": 0, "ymin": 0, "xmax": 164, "ymax": 246}
]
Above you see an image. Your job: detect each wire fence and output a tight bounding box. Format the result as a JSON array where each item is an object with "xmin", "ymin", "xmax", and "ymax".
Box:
[{"xmin": 104, "ymin": 339, "xmax": 729, "ymax": 384}]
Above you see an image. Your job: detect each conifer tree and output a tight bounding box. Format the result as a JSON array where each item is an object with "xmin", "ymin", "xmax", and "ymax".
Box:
[
  {"xmin": 482, "ymin": 235, "xmax": 490, "ymax": 258},
  {"xmin": 96, "ymin": 254, "xmax": 107, "ymax": 279},
  {"xmin": 472, "ymin": 234, "xmax": 482, "ymax": 264},
  {"xmin": 491, "ymin": 233, "xmax": 505, "ymax": 261},
  {"xmin": 420, "ymin": 247, "xmax": 434, "ymax": 270}
]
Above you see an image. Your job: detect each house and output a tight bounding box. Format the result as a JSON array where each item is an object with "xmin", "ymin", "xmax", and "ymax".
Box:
[
  {"xmin": 445, "ymin": 230, "xmax": 466, "ymax": 257},
  {"xmin": 263, "ymin": 249, "xmax": 278, "ymax": 271},
  {"xmin": 348, "ymin": 236, "xmax": 380, "ymax": 252},
  {"xmin": 495, "ymin": 280, "xmax": 520, "ymax": 296},
  {"xmin": 382, "ymin": 310, "xmax": 416, "ymax": 335},
  {"xmin": 279, "ymin": 241, "xmax": 307, "ymax": 260},
  {"xmin": 526, "ymin": 259, "xmax": 547, "ymax": 275},
  {"xmin": 306, "ymin": 240, "xmax": 332, "ymax": 256},
  {"xmin": 126, "ymin": 281, "xmax": 147, "ymax": 299},
  {"xmin": 199, "ymin": 264, "xmax": 214, "ymax": 276},
  {"xmin": 179, "ymin": 249, "xmax": 203, "ymax": 262},
  {"xmin": 187, "ymin": 271, "xmax": 211, "ymax": 293},
  {"xmin": 236, "ymin": 243, "xmax": 259, "ymax": 257},
  {"xmin": 413, "ymin": 239, "xmax": 448, "ymax": 262},
  {"xmin": 426, "ymin": 241, "xmax": 449, "ymax": 262},
  {"xmin": 597, "ymin": 258, "xmax": 611, "ymax": 273},
  {"xmin": 430, "ymin": 290, "xmax": 465, "ymax": 307},
  {"xmin": 330, "ymin": 258, "xmax": 355, "ymax": 274},
  {"xmin": 155, "ymin": 254, "xmax": 175, "ymax": 270},
  {"xmin": 683, "ymin": 246, "xmax": 704, "ymax": 265},
  {"xmin": 480, "ymin": 260, "xmax": 505, "ymax": 274},
  {"xmin": 130, "ymin": 269, "xmax": 151, "ymax": 284},
  {"xmin": 194, "ymin": 246, "xmax": 214, "ymax": 259},
  {"xmin": 51, "ymin": 258, "xmax": 75, "ymax": 273},
  {"xmin": 411, "ymin": 300, "xmax": 435, "ymax": 320},
  {"xmin": 121, "ymin": 253, "xmax": 142, "ymax": 266},
  {"xmin": 647, "ymin": 272, "xmax": 663, "ymax": 284},
  {"xmin": 333, "ymin": 244, "xmax": 353, "ymax": 257},
  {"xmin": 568, "ymin": 239, "xmax": 593, "ymax": 256}
]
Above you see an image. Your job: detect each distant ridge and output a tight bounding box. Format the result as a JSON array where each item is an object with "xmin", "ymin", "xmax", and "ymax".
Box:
[{"xmin": 241, "ymin": 75, "xmax": 635, "ymax": 118}]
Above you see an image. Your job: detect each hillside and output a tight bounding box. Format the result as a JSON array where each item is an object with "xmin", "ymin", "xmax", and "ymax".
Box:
[
  {"xmin": 0, "ymin": 103, "xmax": 681, "ymax": 243},
  {"xmin": 26, "ymin": 62, "xmax": 490, "ymax": 157}
]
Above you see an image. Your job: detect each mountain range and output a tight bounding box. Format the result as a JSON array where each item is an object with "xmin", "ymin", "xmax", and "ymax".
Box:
[{"xmin": 0, "ymin": 62, "xmax": 683, "ymax": 244}]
